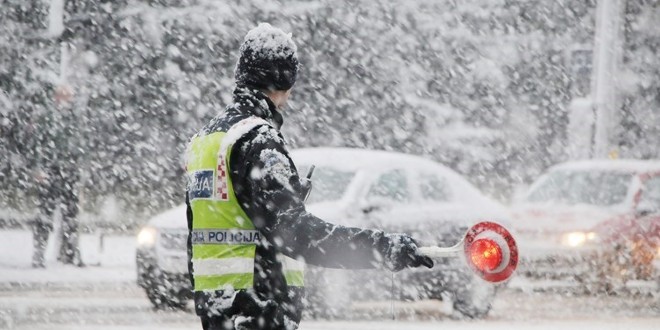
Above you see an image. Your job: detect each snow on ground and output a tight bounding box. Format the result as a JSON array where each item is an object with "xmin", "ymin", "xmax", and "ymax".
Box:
[
  {"xmin": 0, "ymin": 229, "xmax": 136, "ymax": 286},
  {"xmin": 301, "ymin": 319, "xmax": 660, "ymax": 330},
  {"xmin": 1, "ymin": 229, "xmax": 659, "ymax": 329},
  {"xmin": 13, "ymin": 319, "xmax": 660, "ymax": 330}
]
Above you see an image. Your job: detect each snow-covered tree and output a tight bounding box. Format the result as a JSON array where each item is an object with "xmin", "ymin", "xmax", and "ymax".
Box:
[{"xmin": 2, "ymin": 0, "xmax": 659, "ymax": 228}]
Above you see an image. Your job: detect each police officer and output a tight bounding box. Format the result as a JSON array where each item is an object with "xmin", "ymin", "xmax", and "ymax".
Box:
[{"xmin": 185, "ymin": 23, "xmax": 433, "ymax": 330}]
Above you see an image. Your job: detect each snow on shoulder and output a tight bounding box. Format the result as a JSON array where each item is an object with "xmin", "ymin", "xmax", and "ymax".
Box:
[
  {"xmin": 241, "ymin": 23, "xmax": 297, "ymax": 61},
  {"xmin": 258, "ymin": 148, "xmax": 295, "ymax": 191}
]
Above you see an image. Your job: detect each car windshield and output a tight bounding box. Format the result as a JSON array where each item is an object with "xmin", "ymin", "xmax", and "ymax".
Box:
[
  {"xmin": 526, "ymin": 170, "xmax": 632, "ymax": 206},
  {"xmin": 298, "ymin": 165, "xmax": 356, "ymax": 204}
]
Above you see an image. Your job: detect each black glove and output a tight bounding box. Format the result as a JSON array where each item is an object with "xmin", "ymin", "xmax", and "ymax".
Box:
[{"xmin": 384, "ymin": 234, "xmax": 434, "ymax": 272}]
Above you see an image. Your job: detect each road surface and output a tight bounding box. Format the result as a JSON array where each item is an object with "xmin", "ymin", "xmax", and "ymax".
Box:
[
  {"xmin": 0, "ymin": 230, "xmax": 657, "ymax": 329},
  {"xmin": 1, "ymin": 283, "xmax": 658, "ymax": 330}
]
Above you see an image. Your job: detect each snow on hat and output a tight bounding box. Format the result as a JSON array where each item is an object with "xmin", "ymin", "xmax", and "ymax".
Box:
[{"xmin": 234, "ymin": 23, "xmax": 299, "ymax": 91}]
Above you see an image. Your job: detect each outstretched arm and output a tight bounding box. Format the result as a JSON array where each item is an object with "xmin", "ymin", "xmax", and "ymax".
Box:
[{"xmin": 231, "ymin": 126, "xmax": 432, "ymax": 271}]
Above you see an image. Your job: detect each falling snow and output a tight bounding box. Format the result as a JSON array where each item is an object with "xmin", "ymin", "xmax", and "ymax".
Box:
[{"xmin": 1, "ymin": 0, "xmax": 660, "ymax": 329}]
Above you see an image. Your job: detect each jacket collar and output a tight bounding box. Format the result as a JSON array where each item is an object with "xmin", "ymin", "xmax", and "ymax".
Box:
[{"xmin": 232, "ymin": 86, "xmax": 284, "ymax": 130}]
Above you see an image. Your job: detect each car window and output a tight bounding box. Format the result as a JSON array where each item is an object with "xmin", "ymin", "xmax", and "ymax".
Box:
[
  {"xmin": 297, "ymin": 165, "xmax": 355, "ymax": 204},
  {"xmin": 639, "ymin": 176, "xmax": 660, "ymax": 212},
  {"xmin": 418, "ymin": 172, "xmax": 451, "ymax": 202},
  {"xmin": 367, "ymin": 169, "xmax": 409, "ymax": 202},
  {"xmin": 526, "ymin": 170, "xmax": 632, "ymax": 206}
]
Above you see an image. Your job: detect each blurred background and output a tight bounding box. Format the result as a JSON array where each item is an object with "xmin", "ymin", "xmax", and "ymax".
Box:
[
  {"xmin": 2, "ymin": 0, "xmax": 659, "ymax": 230},
  {"xmin": 1, "ymin": 1, "xmax": 659, "ymax": 329}
]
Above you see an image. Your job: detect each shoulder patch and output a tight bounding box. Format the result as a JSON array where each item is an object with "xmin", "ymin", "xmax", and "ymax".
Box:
[
  {"xmin": 189, "ymin": 170, "xmax": 214, "ymax": 199},
  {"xmin": 215, "ymin": 152, "xmax": 229, "ymax": 201}
]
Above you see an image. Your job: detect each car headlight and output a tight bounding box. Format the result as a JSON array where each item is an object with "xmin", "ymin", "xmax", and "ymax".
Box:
[
  {"xmin": 561, "ymin": 231, "xmax": 598, "ymax": 247},
  {"xmin": 137, "ymin": 226, "xmax": 158, "ymax": 247}
]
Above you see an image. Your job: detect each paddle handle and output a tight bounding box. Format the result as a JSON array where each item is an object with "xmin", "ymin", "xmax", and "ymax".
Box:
[{"xmin": 418, "ymin": 242, "xmax": 463, "ymax": 259}]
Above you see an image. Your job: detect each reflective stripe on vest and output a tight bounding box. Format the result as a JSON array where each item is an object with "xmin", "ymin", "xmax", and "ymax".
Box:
[
  {"xmin": 279, "ymin": 255, "xmax": 305, "ymax": 287},
  {"xmin": 186, "ymin": 117, "xmax": 304, "ymax": 292}
]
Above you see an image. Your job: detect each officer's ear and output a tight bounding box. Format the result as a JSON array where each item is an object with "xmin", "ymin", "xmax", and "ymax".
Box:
[{"xmin": 266, "ymin": 89, "xmax": 292, "ymax": 110}]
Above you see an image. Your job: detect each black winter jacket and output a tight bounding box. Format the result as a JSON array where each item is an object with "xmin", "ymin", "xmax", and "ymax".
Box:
[{"xmin": 186, "ymin": 87, "xmax": 393, "ymax": 329}]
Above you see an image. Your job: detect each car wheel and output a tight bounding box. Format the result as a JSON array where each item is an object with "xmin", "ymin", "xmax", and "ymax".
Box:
[
  {"xmin": 143, "ymin": 268, "xmax": 189, "ymax": 310},
  {"xmin": 443, "ymin": 272, "xmax": 496, "ymax": 319},
  {"xmin": 304, "ymin": 267, "xmax": 351, "ymax": 319},
  {"xmin": 145, "ymin": 285, "xmax": 188, "ymax": 310}
]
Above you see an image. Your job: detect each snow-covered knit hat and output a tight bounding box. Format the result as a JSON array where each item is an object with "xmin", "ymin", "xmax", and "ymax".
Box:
[{"xmin": 234, "ymin": 23, "xmax": 299, "ymax": 91}]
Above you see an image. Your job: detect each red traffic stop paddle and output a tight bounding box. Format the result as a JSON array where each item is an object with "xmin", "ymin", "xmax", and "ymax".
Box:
[{"xmin": 418, "ymin": 221, "xmax": 518, "ymax": 283}]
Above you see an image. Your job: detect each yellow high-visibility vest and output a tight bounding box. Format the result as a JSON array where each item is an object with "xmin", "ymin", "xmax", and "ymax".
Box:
[{"xmin": 186, "ymin": 117, "xmax": 304, "ymax": 292}]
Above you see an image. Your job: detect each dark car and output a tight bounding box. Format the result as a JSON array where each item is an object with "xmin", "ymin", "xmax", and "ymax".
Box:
[
  {"xmin": 592, "ymin": 174, "xmax": 660, "ymax": 291},
  {"xmin": 510, "ymin": 159, "xmax": 660, "ymax": 290}
]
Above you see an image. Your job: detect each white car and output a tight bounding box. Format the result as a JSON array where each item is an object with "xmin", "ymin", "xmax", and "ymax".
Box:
[
  {"xmin": 136, "ymin": 205, "xmax": 190, "ymax": 309},
  {"xmin": 136, "ymin": 148, "xmax": 509, "ymax": 317}
]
